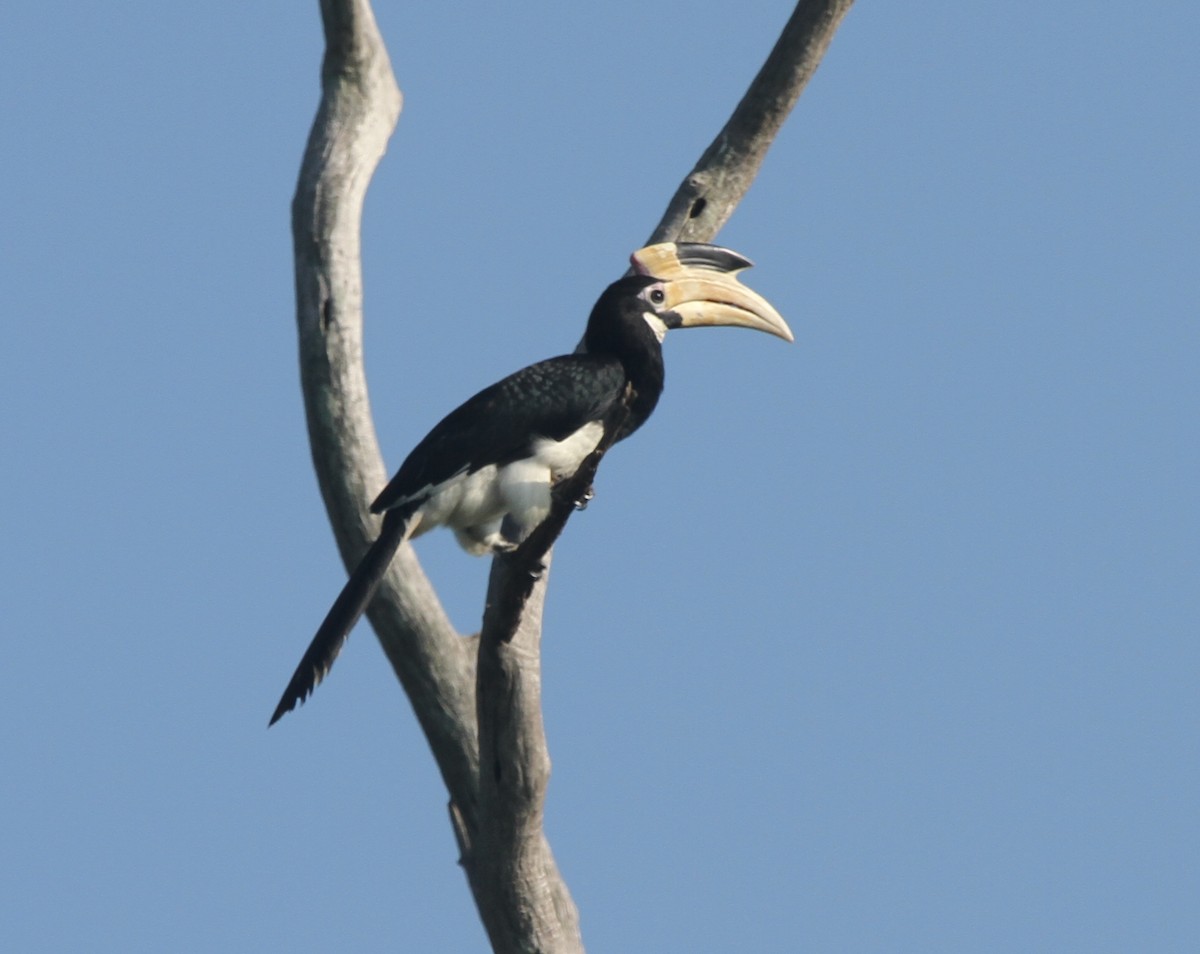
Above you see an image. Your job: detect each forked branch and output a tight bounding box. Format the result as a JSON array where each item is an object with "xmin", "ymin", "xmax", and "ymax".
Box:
[{"xmin": 290, "ymin": 2, "xmax": 853, "ymax": 951}]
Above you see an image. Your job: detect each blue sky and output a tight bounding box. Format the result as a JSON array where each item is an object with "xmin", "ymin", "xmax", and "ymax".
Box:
[{"xmin": 3, "ymin": 2, "xmax": 1197, "ymax": 951}]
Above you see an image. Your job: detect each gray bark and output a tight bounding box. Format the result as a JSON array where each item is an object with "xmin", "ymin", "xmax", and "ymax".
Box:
[
  {"xmin": 648, "ymin": 0, "xmax": 856, "ymax": 246},
  {"xmin": 289, "ymin": 1, "xmax": 853, "ymax": 951}
]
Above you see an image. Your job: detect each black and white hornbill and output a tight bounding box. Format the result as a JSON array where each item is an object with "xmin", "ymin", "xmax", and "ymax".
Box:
[{"xmin": 269, "ymin": 242, "xmax": 791, "ymax": 725}]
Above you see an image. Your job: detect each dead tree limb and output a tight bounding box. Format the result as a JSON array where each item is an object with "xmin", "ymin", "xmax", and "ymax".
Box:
[
  {"xmin": 291, "ymin": 0, "xmax": 480, "ymax": 816},
  {"xmin": 289, "ymin": 1, "xmax": 853, "ymax": 951},
  {"xmin": 648, "ymin": 0, "xmax": 855, "ymax": 246}
]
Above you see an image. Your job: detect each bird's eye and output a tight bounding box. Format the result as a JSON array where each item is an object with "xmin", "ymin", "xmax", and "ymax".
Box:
[{"xmin": 649, "ymin": 288, "xmax": 666, "ymax": 305}]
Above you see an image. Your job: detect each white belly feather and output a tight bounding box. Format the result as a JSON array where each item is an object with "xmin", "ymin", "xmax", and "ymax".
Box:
[{"xmin": 413, "ymin": 421, "xmax": 605, "ymax": 555}]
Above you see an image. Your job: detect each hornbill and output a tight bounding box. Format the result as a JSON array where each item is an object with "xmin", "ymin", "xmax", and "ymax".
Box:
[{"xmin": 270, "ymin": 242, "xmax": 791, "ymax": 725}]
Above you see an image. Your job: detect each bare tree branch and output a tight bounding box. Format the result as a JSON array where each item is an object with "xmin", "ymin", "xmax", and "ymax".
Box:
[
  {"xmin": 648, "ymin": 0, "xmax": 855, "ymax": 245},
  {"xmin": 289, "ymin": 1, "xmax": 853, "ymax": 951},
  {"xmin": 464, "ymin": 414, "xmax": 630, "ymax": 952},
  {"xmin": 471, "ymin": 560, "xmax": 579, "ymax": 952},
  {"xmin": 291, "ymin": 0, "xmax": 480, "ymax": 808}
]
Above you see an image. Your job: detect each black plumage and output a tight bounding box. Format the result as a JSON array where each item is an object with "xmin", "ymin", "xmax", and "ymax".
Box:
[
  {"xmin": 270, "ymin": 244, "xmax": 790, "ymax": 725},
  {"xmin": 372, "ymin": 277, "xmax": 663, "ymax": 517}
]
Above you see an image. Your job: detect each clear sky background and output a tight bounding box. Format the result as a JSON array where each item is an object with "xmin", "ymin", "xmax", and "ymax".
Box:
[{"xmin": 3, "ymin": 2, "xmax": 1196, "ymax": 951}]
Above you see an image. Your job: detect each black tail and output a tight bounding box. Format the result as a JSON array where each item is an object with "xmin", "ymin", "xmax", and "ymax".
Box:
[{"xmin": 269, "ymin": 509, "xmax": 412, "ymax": 726}]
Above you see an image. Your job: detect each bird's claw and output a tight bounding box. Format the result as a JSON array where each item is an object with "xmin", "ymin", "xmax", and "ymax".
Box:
[{"xmin": 574, "ymin": 485, "xmax": 595, "ymax": 511}]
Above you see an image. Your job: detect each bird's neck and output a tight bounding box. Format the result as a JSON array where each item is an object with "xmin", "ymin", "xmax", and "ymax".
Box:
[
  {"xmin": 583, "ymin": 310, "xmax": 666, "ymax": 439},
  {"xmin": 614, "ymin": 336, "xmax": 665, "ymax": 440}
]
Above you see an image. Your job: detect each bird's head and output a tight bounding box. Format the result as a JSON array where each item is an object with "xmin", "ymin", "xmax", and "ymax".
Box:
[{"xmin": 583, "ymin": 243, "xmax": 793, "ymax": 355}]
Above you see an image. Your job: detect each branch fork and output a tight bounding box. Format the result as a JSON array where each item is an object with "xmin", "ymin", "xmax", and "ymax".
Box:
[{"xmin": 290, "ymin": 2, "xmax": 853, "ymax": 950}]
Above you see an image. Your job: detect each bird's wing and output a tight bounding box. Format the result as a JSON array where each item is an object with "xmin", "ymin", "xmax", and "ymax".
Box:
[{"xmin": 371, "ymin": 354, "xmax": 627, "ymax": 513}]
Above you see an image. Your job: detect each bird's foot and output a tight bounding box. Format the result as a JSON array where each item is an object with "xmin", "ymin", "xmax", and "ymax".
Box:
[{"xmin": 574, "ymin": 485, "xmax": 595, "ymax": 511}]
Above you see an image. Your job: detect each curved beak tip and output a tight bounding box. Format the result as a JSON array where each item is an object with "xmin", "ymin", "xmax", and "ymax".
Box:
[{"xmin": 631, "ymin": 242, "xmax": 792, "ymax": 343}]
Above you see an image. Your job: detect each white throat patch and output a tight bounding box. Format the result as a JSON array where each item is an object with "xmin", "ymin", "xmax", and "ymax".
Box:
[{"xmin": 642, "ymin": 311, "xmax": 669, "ymax": 343}]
